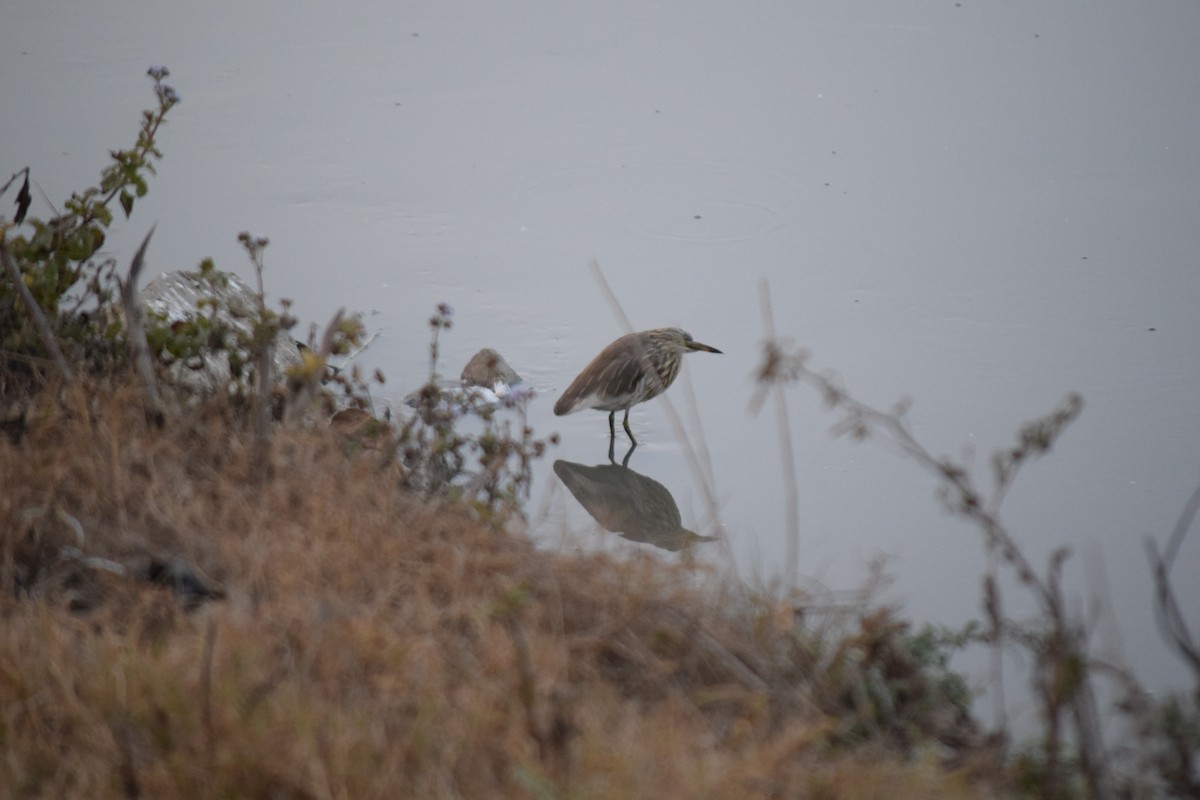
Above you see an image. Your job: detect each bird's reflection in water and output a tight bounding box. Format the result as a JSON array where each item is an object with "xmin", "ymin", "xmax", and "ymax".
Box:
[{"xmin": 554, "ymin": 452, "xmax": 717, "ymax": 552}]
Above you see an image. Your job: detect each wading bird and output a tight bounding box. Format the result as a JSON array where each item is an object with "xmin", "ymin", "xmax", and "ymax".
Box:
[{"xmin": 554, "ymin": 327, "xmax": 721, "ymax": 445}]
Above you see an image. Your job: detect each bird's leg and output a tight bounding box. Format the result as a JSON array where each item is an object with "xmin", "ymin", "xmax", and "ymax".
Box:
[
  {"xmin": 608, "ymin": 410, "xmax": 616, "ymax": 440},
  {"xmin": 622, "ymin": 409, "xmax": 637, "ymax": 445}
]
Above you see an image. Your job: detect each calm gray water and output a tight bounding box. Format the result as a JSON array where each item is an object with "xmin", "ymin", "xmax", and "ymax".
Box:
[{"xmin": 5, "ymin": 0, "xmax": 1199, "ymax": 729}]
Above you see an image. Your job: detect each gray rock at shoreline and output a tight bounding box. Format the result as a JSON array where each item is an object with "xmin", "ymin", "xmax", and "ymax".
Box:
[{"xmin": 139, "ymin": 270, "xmax": 302, "ymax": 396}]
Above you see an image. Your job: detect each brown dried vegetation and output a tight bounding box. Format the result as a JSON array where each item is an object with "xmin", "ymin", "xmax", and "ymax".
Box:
[{"xmin": 0, "ymin": 384, "xmax": 1000, "ymax": 799}]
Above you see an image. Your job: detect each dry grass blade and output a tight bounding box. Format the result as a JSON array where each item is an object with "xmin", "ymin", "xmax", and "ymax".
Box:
[
  {"xmin": 0, "ymin": 237, "xmax": 73, "ymax": 383},
  {"xmin": 120, "ymin": 225, "xmax": 167, "ymax": 421}
]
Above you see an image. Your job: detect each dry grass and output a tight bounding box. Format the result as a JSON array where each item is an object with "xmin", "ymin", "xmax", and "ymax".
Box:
[{"xmin": 1, "ymin": 384, "xmax": 1004, "ymax": 799}]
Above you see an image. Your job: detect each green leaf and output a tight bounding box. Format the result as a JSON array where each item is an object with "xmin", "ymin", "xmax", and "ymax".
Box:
[
  {"xmin": 62, "ymin": 231, "xmax": 93, "ymax": 261},
  {"xmin": 120, "ymin": 191, "xmax": 134, "ymax": 219}
]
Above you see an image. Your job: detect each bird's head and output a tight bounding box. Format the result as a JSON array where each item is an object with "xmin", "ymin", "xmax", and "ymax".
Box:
[{"xmin": 672, "ymin": 328, "xmax": 722, "ymax": 355}]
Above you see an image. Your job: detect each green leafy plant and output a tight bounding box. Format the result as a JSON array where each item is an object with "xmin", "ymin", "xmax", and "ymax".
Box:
[{"xmin": 1, "ymin": 67, "xmax": 180, "ymax": 382}]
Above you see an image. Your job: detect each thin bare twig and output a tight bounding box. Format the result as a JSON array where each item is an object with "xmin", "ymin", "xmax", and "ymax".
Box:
[
  {"xmin": 247, "ymin": 248, "xmax": 273, "ymax": 481},
  {"xmin": 1147, "ymin": 480, "xmax": 1200, "ymax": 678},
  {"xmin": 662, "ymin": 605, "xmax": 770, "ymax": 692},
  {"xmin": 752, "ymin": 333, "xmax": 1117, "ymax": 796},
  {"xmin": 587, "ymin": 258, "xmax": 635, "ymax": 334},
  {"xmin": 757, "ymin": 279, "xmax": 801, "ymax": 585},
  {"xmin": 253, "ymin": 330, "xmax": 273, "ymax": 481},
  {"xmin": 1164, "ymin": 480, "xmax": 1200, "ymax": 569}
]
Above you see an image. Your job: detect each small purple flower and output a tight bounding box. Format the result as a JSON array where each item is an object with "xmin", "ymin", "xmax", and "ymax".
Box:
[
  {"xmin": 436, "ymin": 302, "xmax": 454, "ymax": 319},
  {"xmin": 156, "ymin": 83, "xmax": 181, "ymax": 105},
  {"xmin": 501, "ymin": 383, "xmax": 534, "ymax": 408},
  {"xmin": 147, "ymin": 65, "xmax": 170, "ymax": 81}
]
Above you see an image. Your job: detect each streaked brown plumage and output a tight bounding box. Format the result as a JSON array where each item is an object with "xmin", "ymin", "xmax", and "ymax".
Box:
[{"xmin": 554, "ymin": 327, "xmax": 722, "ymax": 444}]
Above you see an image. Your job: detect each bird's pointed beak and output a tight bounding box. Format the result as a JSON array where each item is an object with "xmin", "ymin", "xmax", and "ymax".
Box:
[{"xmin": 686, "ymin": 340, "xmax": 722, "ymax": 354}]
